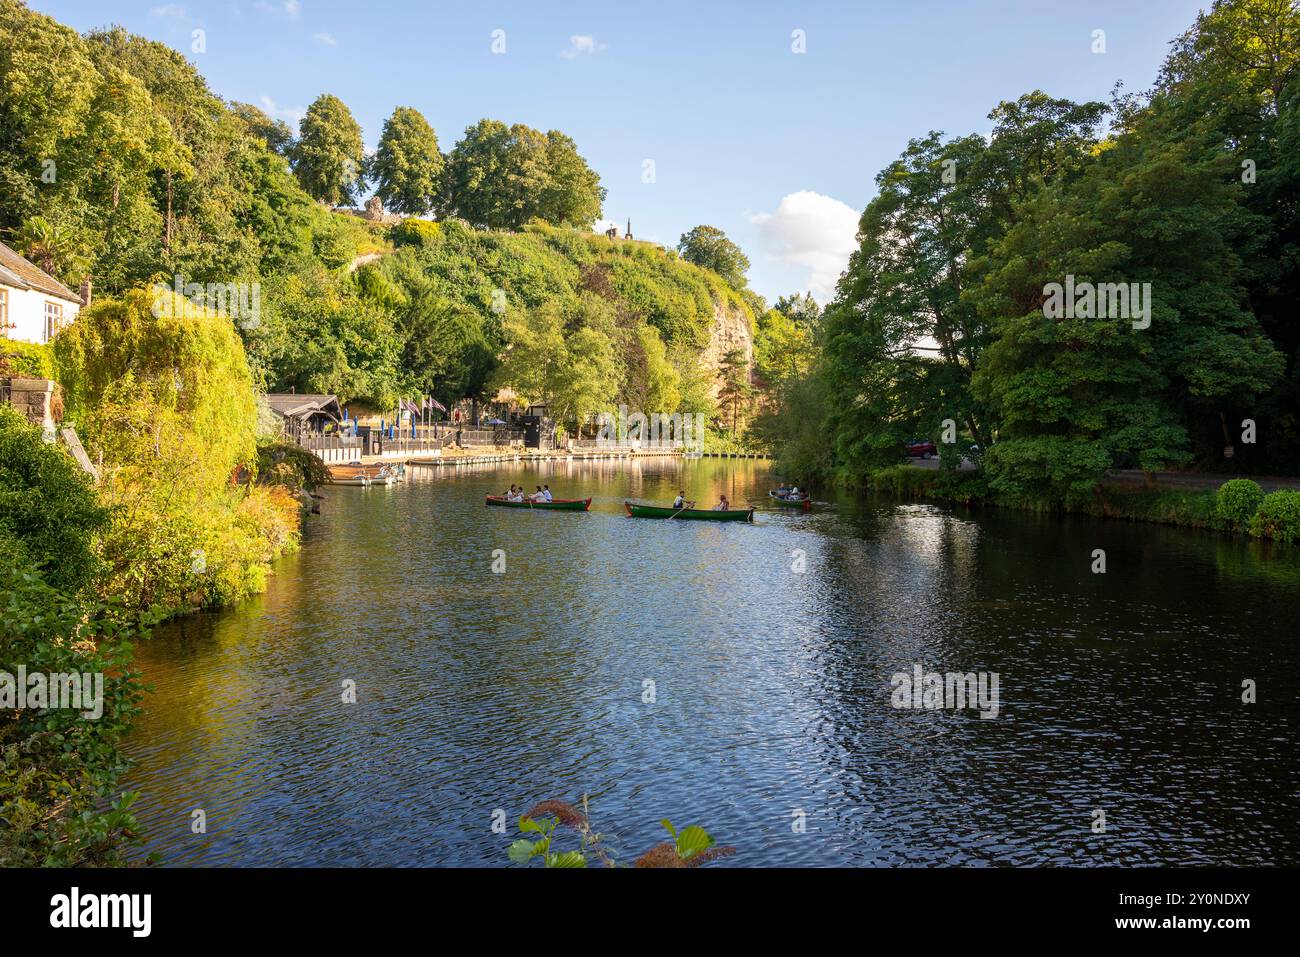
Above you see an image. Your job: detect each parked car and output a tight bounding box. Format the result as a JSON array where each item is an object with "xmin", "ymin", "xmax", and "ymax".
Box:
[{"xmin": 905, "ymin": 439, "xmax": 937, "ymax": 459}]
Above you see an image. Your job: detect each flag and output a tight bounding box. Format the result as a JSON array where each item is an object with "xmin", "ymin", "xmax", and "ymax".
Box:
[
  {"xmin": 425, "ymin": 396, "xmax": 447, "ymax": 413},
  {"xmin": 401, "ymin": 398, "xmax": 421, "ymax": 417}
]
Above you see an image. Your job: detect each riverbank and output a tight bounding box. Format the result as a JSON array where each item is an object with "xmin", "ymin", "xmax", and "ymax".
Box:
[{"xmin": 861, "ymin": 465, "xmax": 1299, "ymax": 545}]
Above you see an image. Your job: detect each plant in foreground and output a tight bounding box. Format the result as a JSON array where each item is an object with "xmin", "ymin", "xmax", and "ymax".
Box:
[{"xmin": 507, "ymin": 797, "xmax": 735, "ymax": 868}]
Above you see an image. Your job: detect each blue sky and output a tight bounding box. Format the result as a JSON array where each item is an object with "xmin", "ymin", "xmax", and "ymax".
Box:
[{"xmin": 33, "ymin": 0, "xmax": 1209, "ymax": 303}]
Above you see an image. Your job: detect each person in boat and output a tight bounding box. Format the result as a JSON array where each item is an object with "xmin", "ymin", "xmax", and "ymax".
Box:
[
  {"xmin": 529, "ymin": 485, "xmax": 546, "ymax": 502},
  {"xmin": 672, "ymin": 491, "xmax": 695, "ymax": 510},
  {"xmin": 713, "ymin": 494, "xmax": 731, "ymax": 511},
  {"xmin": 506, "ymin": 485, "xmax": 525, "ymax": 502},
  {"xmin": 789, "ymin": 486, "xmax": 801, "ymax": 498},
  {"xmin": 541, "ymin": 485, "xmax": 553, "ymax": 502},
  {"xmin": 776, "ymin": 483, "xmax": 791, "ymax": 496}
]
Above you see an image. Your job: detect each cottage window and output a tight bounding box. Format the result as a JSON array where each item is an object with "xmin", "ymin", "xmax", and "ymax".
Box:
[{"xmin": 44, "ymin": 300, "xmax": 63, "ymax": 342}]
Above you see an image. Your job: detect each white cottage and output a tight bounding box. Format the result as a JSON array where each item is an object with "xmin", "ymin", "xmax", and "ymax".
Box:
[{"xmin": 0, "ymin": 241, "xmax": 84, "ymax": 345}]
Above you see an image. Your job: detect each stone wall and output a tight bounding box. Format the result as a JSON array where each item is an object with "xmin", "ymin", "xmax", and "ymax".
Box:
[{"xmin": 0, "ymin": 376, "xmax": 57, "ymax": 433}]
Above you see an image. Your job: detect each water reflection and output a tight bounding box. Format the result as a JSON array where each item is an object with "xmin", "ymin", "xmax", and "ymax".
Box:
[{"xmin": 123, "ymin": 461, "xmax": 1300, "ymax": 866}]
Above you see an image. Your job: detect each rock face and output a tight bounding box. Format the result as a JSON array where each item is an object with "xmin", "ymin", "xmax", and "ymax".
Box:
[{"xmin": 700, "ymin": 296, "xmax": 753, "ymax": 399}]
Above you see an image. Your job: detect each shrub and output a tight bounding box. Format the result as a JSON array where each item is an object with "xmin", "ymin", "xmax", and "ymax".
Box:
[
  {"xmin": 0, "ymin": 405, "xmax": 107, "ymax": 594},
  {"xmin": 0, "ymin": 560, "xmax": 148, "ymax": 866},
  {"xmin": 256, "ymin": 439, "xmax": 329, "ymax": 491},
  {"xmin": 389, "ymin": 218, "xmax": 441, "ymax": 247},
  {"xmin": 1215, "ymin": 478, "xmax": 1265, "ymax": 529},
  {"xmin": 1249, "ymin": 489, "xmax": 1300, "ymax": 545},
  {"xmin": 0, "ymin": 340, "xmax": 55, "ymax": 378}
]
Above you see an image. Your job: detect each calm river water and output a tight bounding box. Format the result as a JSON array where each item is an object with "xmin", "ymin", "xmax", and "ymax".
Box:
[{"xmin": 124, "ymin": 458, "xmax": 1300, "ymax": 866}]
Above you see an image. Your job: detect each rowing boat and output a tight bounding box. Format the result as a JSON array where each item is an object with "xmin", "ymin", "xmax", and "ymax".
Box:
[
  {"xmin": 769, "ymin": 490, "xmax": 811, "ymax": 511},
  {"xmin": 624, "ymin": 501, "xmax": 755, "ymax": 522},
  {"xmin": 328, "ymin": 463, "xmax": 402, "ymax": 487},
  {"xmin": 486, "ymin": 496, "xmax": 592, "ymax": 511}
]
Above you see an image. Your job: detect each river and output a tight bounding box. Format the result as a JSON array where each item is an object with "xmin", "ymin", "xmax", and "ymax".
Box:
[{"xmin": 123, "ymin": 458, "xmax": 1300, "ymax": 866}]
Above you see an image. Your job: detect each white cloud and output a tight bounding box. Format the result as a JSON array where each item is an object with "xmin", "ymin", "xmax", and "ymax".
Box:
[
  {"xmin": 259, "ymin": 94, "xmax": 307, "ymax": 128},
  {"xmin": 749, "ymin": 190, "xmax": 860, "ymax": 301},
  {"xmin": 561, "ymin": 35, "xmax": 606, "ymax": 59},
  {"xmin": 150, "ymin": 4, "xmax": 186, "ymax": 16},
  {"xmin": 312, "ymin": 32, "xmax": 337, "ymax": 47}
]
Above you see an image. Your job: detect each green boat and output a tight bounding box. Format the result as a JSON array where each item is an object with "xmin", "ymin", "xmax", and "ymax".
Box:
[
  {"xmin": 486, "ymin": 495, "xmax": 591, "ymax": 511},
  {"xmin": 624, "ymin": 501, "xmax": 755, "ymax": 522},
  {"xmin": 769, "ymin": 490, "xmax": 811, "ymax": 511}
]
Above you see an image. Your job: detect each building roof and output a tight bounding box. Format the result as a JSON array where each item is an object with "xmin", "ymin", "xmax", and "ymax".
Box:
[
  {"xmin": 0, "ymin": 241, "xmax": 82, "ymax": 303},
  {"xmin": 263, "ymin": 393, "xmax": 342, "ymax": 419}
]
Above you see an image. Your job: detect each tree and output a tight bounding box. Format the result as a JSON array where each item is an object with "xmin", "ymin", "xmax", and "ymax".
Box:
[
  {"xmin": 676, "ymin": 225, "xmax": 750, "ymax": 289},
  {"xmin": 289, "ymin": 94, "xmax": 365, "ymax": 206},
  {"xmin": 492, "ymin": 295, "xmax": 619, "ymax": 434},
  {"xmin": 716, "ymin": 348, "xmax": 754, "ymax": 437},
  {"xmin": 230, "ymin": 101, "xmax": 292, "ymax": 154},
  {"xmin": 442, "ymin": 119, "xmax": 605, "ymax": 229},
  {"xmin": 370, "ymin": 106, "xmax": 443, "ymax": 215},
  {"xmin": 9, "ymin": 215, "xmax": 87, "ymax": 280}
]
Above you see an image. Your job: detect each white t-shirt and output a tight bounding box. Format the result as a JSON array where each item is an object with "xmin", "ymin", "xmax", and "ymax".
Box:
[
  {"xmin": 673, "ymin": 496, "xmax": 684, "ymax": 508},
  {"xmin": 542, "ymin": 490, "xmax": 553, "ymax": 502}
]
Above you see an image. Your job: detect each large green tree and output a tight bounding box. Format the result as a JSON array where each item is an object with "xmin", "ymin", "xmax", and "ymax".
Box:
[
  {"xmin": 676, "ymin": 225, "xmax": 750, "ymax": 289},
  {"xmin": 370, "ymin": 106, "xmax": 443, "ymax": 215},
  {"xmin": 289, "ymin": 93, "xmax": 365, "ymax": 206},
  {"xmin": 441, "ymin": 119, "xmax": 605, "ymax": 229}
]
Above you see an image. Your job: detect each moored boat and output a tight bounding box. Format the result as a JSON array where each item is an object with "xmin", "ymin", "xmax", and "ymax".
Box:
[
  {"xmin": 769, "ymin": 490, "xmax": 812, "ymax": 511},
  {"xmin": 328, "ymin": 463, "xmax": 400, "ymax": 487},
  {"xmin": 486, "ymin": 495, "xmax": 592, "ymax": 511},
  {"xmin": 624, "ymin": 501, "xmax": 755, "ymax": 522}
]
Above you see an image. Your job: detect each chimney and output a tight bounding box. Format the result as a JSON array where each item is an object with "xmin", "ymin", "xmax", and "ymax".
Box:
[{"xmin": 79, "ymin": 277, "xmax": 92, "ymax": 308}]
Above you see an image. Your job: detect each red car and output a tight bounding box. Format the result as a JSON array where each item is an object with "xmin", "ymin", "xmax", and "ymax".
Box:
[{"xmin": 906, "ymin": 439, "xmax": 937, "ymax": 459}]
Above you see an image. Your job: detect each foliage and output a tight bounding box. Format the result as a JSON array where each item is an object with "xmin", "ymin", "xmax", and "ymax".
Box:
[
  {"xmin": 0, "ymin": 405, "xmax": 106, "ymax": 595},
  {"xmin": 256, "ymin": 438, "xmax": 329, "ymax": 492},
  {"xmin": 506, "ymin": 798, "xmax": 734, "ymax": 868},
  {"xmin": 441, "ymin": 119, "xmax": 605, "ymax": 229},
  {"xmin": 766, "ymin": 0, "xmax": 1300, "ymax": 494},
  {"xmin": 370, "ymin": 107, "xmax": 443, "ymax": 215},
  {"xmin": 1249, "ymin": 488, "xmax": 1300, "ymax": 544},
  {"xmin": 491, "ymin": 295, "xmax": 620, "ymax": 434},
  {"xmin": 54, "ymin": 288, "xmax": 257, "ymax": 478},
  {"xmin": 0, "ymin": 559, "xmax": 149, "ymax": 866},
  {"xmin": 289, "ymin": 93, "xmax": 366, "ymax": 206},
  {"xmin": 1215, "ymin": 478, "xmax": 1265, "ymax": 529},
  {"xmin": 53, "ymin": 290, "xmax": 299, "ymax": 614},
  {"xmin": 0, "ymin": 339, "xmax": 54, "ymax": 378},
  {"xmin": 677, "ymin": 225, "xmax": 750, "ymax": 289}
]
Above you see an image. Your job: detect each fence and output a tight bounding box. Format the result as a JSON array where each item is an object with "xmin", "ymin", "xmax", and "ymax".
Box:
[{"xmin": 297, "ymin": 434, "xmax": 364, "ymax": 464}]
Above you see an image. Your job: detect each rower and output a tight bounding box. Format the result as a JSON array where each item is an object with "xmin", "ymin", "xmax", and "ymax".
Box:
[
  {"xmin": 713, "ymin": 494, "xmax": 731, "ymax": 511},
  {"xmin": 541, "ymin": 485, "xmax": 553, "ymax": 502}
]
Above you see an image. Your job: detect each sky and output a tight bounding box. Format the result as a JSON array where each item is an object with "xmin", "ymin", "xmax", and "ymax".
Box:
[{"xmin": 32, "ymin": 0, "xmax": 1211, "ymax": 304}]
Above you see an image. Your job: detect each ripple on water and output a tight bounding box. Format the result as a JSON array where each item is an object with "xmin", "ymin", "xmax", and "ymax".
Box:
[{"xmin": 123, "ymin": 461, "xmax": 1300, "ymax": 866}]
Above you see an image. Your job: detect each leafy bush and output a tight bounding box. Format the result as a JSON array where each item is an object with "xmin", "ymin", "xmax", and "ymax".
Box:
[
  {"xmin": 0, "ymin": 560, "xmax": 149, "ymax": 866},
  {"xmin": 0, "ymin": 340, "xmax": 55, "ymax": 378},
  {"xmin": 1215, "ymin": 478, "xmax": 1265, "ymax": 529},
  {"xmin": 256, "ymin": 438, "xmax": 329, "ymax": 491},
  {"xmin": 1249, "ymin": 489, "xmax": 1300, "ymax": 545},
  {"xmin": 0, "ymin": 405, "xmax": 107, "ymax": 594},
  {"xmin": 389, "ymin": 218, "xmax": 441, "ymax": 247}
]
